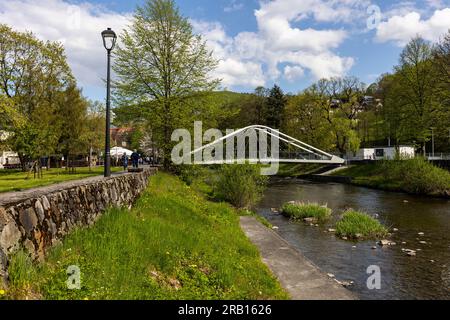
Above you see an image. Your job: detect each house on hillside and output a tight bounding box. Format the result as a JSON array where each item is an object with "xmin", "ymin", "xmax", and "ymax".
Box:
[{"xmin": 110, "ymin": 126, "xmax": 134, "ymax": 149}]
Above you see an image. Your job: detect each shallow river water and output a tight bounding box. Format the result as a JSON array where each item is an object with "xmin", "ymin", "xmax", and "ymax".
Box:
[{"xmin": 256, "ymin": 178, "xmax": 450, "ymax": 300}]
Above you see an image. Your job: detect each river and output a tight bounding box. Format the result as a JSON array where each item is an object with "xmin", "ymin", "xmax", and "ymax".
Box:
[{"xmin": 256, "ymin": 178, "xmax": 450, "ymax": 300}]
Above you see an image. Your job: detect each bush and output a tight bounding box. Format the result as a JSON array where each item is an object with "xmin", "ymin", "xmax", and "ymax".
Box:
[
  {"xmin": 214, "ymin": 164, "xmax": 268, "ymax": 209},
  {"xmin": 173, "ymin": 165, "xmax": 206, "ymax": 186},
  {"xmin": 335, "ymin": 210, "xmax": 388, "ymax": 240},
  {"xmin": 379, "ymin": 158, "xmax": 450, "ymax": 195},
  {"xmin": 281, "ymin": 202, "xmax": 331, "ymax": 222}
]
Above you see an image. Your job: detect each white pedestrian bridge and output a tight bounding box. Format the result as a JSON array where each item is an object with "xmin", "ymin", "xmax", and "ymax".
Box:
[{"xmin": 189, "ymin": 125, "xmax": 345, "ymax": 165}]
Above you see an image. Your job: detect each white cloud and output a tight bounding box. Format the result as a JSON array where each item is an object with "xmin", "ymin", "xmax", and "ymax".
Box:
[
  {"xmin": 0, "ymin": 0, "xmax": 362, "ymax": 93},
  {"xmin": 376, "ymin": 8, "xmax": 450, "ymax": 45},
  {"xmin": 254, "ymin": 0, "xmax": 370, "ymax": 24},
  {"xmin": 0, "ymin": 0, "xmax": 131, "ymax": 92},
  {"xmin": 224, "ymin": 0, "xmax": 244, "ymax": 13},
  {"xmin": 192, "ymin": 0, "xmax": 360, "ymax": 88},
  {"xmin": 426, "ymin": 0, "xmax": 446, "ymax": 9},
  {"xmin": 215, "ymin": 59, "xmax": 266, "ymax": 87},
  {"xmin": 284, "ymin": 65, "xmax": 305, "ymax": 82}
]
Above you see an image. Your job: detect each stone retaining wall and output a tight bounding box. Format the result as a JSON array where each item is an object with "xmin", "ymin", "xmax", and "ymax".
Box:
[{"xmin": 0, "ymin": 168, "xmax": 156, "ymax": 286}]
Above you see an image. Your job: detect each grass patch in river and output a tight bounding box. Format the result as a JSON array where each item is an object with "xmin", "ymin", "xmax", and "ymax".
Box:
[
  {"xmin": 335, "ymin": 210, "xmax": 388, "ymax": 240},
  {"xmin": 281, "ymin": 202, "xmax": 331, "ymax": 223}
]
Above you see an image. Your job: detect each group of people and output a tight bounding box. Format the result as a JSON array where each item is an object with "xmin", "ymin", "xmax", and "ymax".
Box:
[
  {"xmin": 121, "ymin": 151, "xmax": 158, "ymax": 171},
  {"xmin": 121, "ymin": 150, "xmax": 141, "ymax": 171}
]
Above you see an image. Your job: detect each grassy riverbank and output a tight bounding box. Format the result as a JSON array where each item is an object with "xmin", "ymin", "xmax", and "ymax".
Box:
[
  {"xmin": 276, "ymin": 164, "xmax": 326, "ymax": 177},
  {"xmin": 332, "ymin": 159, "xmax": 450, "ymax": 197},
  {"xmin": 4, "ymin": 172, "xmax": 288, "ymax": 300},
  {"xmin": 0, "ymin": 167, "xmax": 122, "ymax": 193}
]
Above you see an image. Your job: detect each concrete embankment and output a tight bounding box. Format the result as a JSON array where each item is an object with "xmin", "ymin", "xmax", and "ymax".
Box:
[{"xmin": 240, "ymin": 216, "xmax": 356, "ymax": 300}]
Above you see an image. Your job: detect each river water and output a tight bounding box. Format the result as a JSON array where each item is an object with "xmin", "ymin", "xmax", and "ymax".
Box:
[{"xmin": 256, "ymin": 178, "xmax": 450, "ymax": 300}]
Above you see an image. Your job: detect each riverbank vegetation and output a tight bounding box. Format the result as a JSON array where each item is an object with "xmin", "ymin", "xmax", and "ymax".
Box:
[
  {"xmin": 334, "ymin": 159, "xmax": 450, "ymax": 197},
  {"xmin": 4, "ymin": 173, "xmax": 287, "ymax": 300},
  {"xmin": 276, "ymin": 164, "xmax": 326, "ymax": 177},
  {"xmin": 335, "ymin": 210, "xmax": 388, "ymax": 240},
  {"xmin": 213, "ymin": 164, "xmax": 268, "ymax": 209},
  {"xmin": 281, "ymin": 202, "xmax": 332, "ymax": 222}
]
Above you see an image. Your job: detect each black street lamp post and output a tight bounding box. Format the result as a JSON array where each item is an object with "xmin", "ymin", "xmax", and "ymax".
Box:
[{"xmin": 101, "ymin": 28, "xmax": 117, "ymax": 177}]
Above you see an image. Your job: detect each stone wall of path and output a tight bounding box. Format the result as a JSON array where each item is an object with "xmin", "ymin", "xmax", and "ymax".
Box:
[{"xmin": 0, "ymin": 168, "xmax": 156, "ymax": 286}]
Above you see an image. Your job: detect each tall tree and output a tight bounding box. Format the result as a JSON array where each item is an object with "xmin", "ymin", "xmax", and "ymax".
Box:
[
  {"xmin": 0, "ymin": 24, "xmax": 76, "ymax": 171},
  {"xmin": 305, "ymin": 77, "xmax": 363, "ymax": 154},
  {"xmin": 57, "ymin": 85, "xmax": 89, "ymax": 170},
  {"xmin": 395, "ymin": 36, "xmax": 437, "ymax": 154},
  {"xmin": 113, "ymin": 0, "xmax": 219, "ymax": 168},
  {"xmin": 283, "ymin": 90, "xmax": 333, "ymax": 151},
  {"xmin": 432, "ymin": 30, "xmax": 450, "ymax": 151},
  {"xmin": 265, "ymin": 84, "xmax": 286, "ymax": 129},
  {"xmin": 85, "ymin": 100, "xmax": 106, "ymax": 170}
]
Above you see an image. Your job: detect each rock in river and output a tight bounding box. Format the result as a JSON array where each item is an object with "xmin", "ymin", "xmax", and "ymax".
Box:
[{"xmin": 402, "ymin": 249, "xmax": 417, "ymax": 256}]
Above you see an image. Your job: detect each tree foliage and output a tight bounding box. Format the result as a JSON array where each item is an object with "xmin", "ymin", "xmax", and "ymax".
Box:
[
  {"xmin": 0, "ymin": 24, "xmax": 102, "ymax": 172},
  {"xmin": 113, "ymin": 0, "xmax": 220, "ymax": 167}
]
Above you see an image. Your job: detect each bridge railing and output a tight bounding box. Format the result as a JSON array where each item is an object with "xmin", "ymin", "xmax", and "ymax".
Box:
[
  {"xmin": 426, "ymin": 153, "xmax": 450, "ymax": 160},
  {"xmin": 278, "ymin": 151, "xmax": 332, "ymax": 161}
]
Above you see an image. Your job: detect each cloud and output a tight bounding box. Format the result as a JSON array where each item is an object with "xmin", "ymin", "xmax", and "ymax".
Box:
[
  {"xmin": 224, "ymin": 0, "xmax": 244, "ymax": 13},
  {"xmin": 284, "ymin": 65, "xmax": 305, "ymax": 82},
  {"xmin": 376, "ymin": 8, "xmax": 450, "ymax": 45},
  {"xmin": 192, "ymin": 0, "xmax": 359, "ymax": 88},
  {"xmin": 0, "ymin": 0, "xmax": 131, "ymax": 92},
  {"xmin": 215, "ymin": 59, "xmax": 266, "ymax": 87},
  {"xmin": 0, "ymin": 0, "xmax": 363, "ymax": 93},
  {"xmin": 256, "ymin": 0, "xmax": 371, "ymax": 24}
]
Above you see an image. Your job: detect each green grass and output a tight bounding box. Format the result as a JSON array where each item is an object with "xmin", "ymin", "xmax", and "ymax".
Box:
[
  {"xmin": 332, "ymin": 159, "xmax": 450, "ymax": 197},
  {"xmin": 332, "ymin": 163, "xmax": 381, "ymax": 178},
  {"xmin": 335, "ymin": 210, "xmax": 388, "ymax": 240},
  {"xmin": 0, "ymin": 167, "xmax": 122, "ymax": 193},
  {"xmin": 281, "ymin": 202, "xmax": 332, "ymax": 222},
  {"xmin": 4, "ymin": 173, "xmax": 288, "ymax": 300},
  {"xmin": 277, "ymin": 164, "xmax": 326, "ymax": 177}
]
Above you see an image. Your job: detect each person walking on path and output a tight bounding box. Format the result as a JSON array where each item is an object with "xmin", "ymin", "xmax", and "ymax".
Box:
[
  {"xmin": 131, "ymin": 150, "xmax": 140, "ymax": 168},
  {"xmin": 122, "ymin": 153, "xmax": 129, "ymax": 171}
]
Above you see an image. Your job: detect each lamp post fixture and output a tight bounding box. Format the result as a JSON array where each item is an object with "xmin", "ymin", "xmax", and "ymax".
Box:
[
  {"xmin": 101, "ymin": 27, "xmax": 117, "ymax": 177},
  {"xmin": 430, "ymin": 127, "xmax": 436, "ymax": 159}
]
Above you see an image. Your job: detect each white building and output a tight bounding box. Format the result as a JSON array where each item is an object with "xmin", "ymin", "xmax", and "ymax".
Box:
[
  {"xmin": 0, "ymin": 151, "xmax": 20, "ymax": 169},
  {"xmin": 346, "ymin": 146, "xmax": 415, "ymax": 161},
  {"xmin": 0, "ymin": 131, "xmax": 20, "ymax": 168}
]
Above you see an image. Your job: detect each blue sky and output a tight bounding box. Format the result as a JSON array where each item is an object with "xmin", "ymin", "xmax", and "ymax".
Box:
[{"xmin": 1, "ymin": 0, "xmax": 449, "ymax": 101}]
